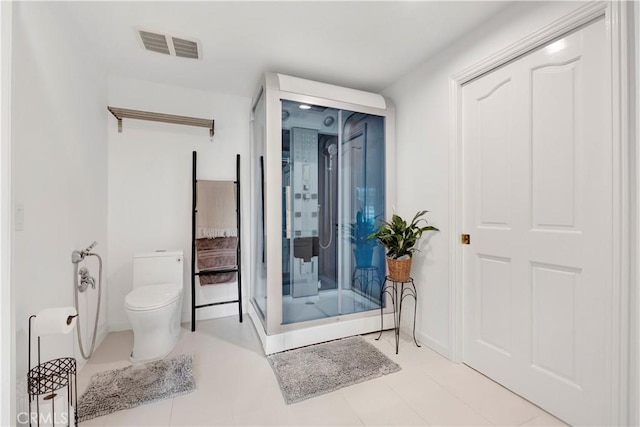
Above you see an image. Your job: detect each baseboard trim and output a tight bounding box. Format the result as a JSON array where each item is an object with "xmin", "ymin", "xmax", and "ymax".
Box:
[
  {"xmin": 182, "ymin": 304, "xmax": 245, "ymax": 324},
  {"xmin": 108, "ymin": 321, "xmax": 131, "ymax": 332},
  {"xmin": 417, "ymin": 331, "xmax": 450, "ymax": 359},
  {"xmin": 96, "ymin": 323, "xmax": 108, "ymax": 348}
]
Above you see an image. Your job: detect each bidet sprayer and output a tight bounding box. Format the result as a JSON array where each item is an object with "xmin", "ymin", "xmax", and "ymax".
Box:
[
  {"xmin": 84, "ymin": 241, "xmax": 97, "ymax": 254},
  {"xmin": 71, "ymin": 241, "xmax": 98, "ymax": 264}
]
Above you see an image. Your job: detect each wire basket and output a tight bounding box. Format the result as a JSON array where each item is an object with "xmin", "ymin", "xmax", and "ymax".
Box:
[
  {"xmin": 27, "ymin": 357, "xmax": 76, "ymax": 396},
  {"xmin": 386, "ymin": 257, "xmax": 412, "ymax": 282}
]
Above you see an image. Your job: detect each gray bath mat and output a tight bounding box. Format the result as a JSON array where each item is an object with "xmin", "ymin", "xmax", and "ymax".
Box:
[
  {"xmin": 267, "ymin": 336, "xmax": 400, "ymax": 404},
  {"xmin": 77, "ymin": 354, "xmax": 195, "ymax": 422}
]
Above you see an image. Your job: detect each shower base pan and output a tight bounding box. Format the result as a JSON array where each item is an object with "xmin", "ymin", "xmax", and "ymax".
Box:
[{"xmin": 248, "ymin": 302, "xmax": 394, "ymax": 355}]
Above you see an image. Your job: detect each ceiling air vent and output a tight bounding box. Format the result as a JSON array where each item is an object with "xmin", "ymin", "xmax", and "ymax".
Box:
[
  {"xmin": 138, "ymin": 30, "xmax": 170, "ymax": 55},
  {"xmin": 172, "ymin": 37, "xmax": 199, "ymax": 59},
  {"xmin": 137, "ymin": 29, "xmax": 201, "ymax": 60}
]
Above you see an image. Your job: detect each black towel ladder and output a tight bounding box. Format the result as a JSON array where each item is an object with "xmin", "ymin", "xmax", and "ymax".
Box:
[{"xmin": 191, "ymin": 151, "xmax": 242, "ymax": 332}]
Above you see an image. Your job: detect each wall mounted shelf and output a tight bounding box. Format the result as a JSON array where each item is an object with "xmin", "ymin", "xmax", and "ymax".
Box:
[{"xmin": 107, "ymin": 106, "xmax": 214, "ymax": 138}]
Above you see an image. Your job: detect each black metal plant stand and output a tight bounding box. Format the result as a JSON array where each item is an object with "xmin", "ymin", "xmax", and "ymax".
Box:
[
  {"xmin": 351, "ymin": 266, "xmax": 382, "ymax": 299},
  {"xmin": 27, "ymin": 316, "xmax": 78, "ymax": 427},
  {"xmin": 376, "ymin": 276, "xmax": 420, "ymax": 354}
]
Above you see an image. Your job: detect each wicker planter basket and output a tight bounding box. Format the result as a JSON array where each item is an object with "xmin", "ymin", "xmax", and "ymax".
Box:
[{"xmin": 386, "ymin": 257, "xmax": 412, "ymax": 282}]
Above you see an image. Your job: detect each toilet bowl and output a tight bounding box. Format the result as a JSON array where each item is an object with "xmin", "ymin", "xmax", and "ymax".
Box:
[
  {"xmin": 125, "ymin": 284, "xmax": 182, "ymax": 362},
  {"xmin": 124, "ymin": 251, "xmax": 184, "ymax": 362}
]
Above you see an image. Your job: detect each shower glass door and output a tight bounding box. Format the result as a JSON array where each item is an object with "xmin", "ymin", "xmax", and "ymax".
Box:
[
  {"xmin": 338, "ymin": 111, "xmax": 386, "ymax": 314},
  {"xmin": 281, "ymin": 100, "xmax": 385, "ymax": 324}
]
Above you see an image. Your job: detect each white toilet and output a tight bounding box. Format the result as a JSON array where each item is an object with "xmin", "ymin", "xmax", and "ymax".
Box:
[{"xmin": 125, "ymin": 250, "xmax": 184, "ymax": 362}]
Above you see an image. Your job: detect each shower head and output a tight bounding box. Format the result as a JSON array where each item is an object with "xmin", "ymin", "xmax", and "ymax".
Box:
[
  {"xmin": 324, "ymin": 143, "xmax": 338, "ymax": 171},
  {"xmin": 324, "ymin": 143, "xmax": 337, "ymax": 157}
]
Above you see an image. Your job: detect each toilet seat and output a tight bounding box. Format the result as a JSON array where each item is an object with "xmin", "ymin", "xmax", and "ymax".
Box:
[{"xmin": 125, "ymin": 284, "xmax": 181, "ymax": 311}]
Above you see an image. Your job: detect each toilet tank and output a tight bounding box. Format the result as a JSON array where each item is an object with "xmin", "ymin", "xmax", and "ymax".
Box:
[{"xmin": 133, "ymin": 250, "xmax": 184, "ymax": 289}]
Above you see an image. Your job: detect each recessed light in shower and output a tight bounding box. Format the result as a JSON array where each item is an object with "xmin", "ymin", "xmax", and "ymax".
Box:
[
  {"xmin": 299, "ymin": 104, "xmax": 312, "ymax": 110},
  {"xmin": 323, "ymin": 116, "xmax": 335, "ymax": 127},
  {"xmin": 282, "ymin": 110, "xmax": 290, "ymax": 120}
]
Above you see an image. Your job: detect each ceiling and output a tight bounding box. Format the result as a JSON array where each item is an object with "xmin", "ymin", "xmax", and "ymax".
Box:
[{"xmin": 61, "ymin": 1, "xmax": 514, "ymax": 98}]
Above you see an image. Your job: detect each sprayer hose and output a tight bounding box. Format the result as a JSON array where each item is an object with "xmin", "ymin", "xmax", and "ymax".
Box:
[
  {"xmin": 73, "ymin": 253, "xmax": 102, "ymax": 359},
  {"xmin": 319, "ymin": 158, "xmax": 333, "ymax": 249}
]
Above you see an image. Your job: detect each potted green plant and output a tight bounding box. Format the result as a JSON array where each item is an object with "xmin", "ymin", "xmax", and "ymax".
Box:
[
  {"xmin": 347, "ymin": 211, "xmax": 377, "ymax": 267},
  {"xmin": 368, "ymin": 210, "xmax": 439, "ymax": 281}
]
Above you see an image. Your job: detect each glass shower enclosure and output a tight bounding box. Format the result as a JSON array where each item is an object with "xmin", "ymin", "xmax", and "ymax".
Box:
[{"xmin": 250, "ymin": 73, "xmax": 395, "ymax": 354}]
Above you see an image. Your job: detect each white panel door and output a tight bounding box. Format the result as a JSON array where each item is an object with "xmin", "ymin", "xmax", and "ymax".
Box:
[{"xmin": 462, "ymin": 18, "xmax": 611, "ymax": 426}]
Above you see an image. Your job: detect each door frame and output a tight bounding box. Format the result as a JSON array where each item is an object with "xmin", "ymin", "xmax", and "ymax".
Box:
[{"xmin": 448, "ymin": 2, "xmax": 633, "ymax": 425}]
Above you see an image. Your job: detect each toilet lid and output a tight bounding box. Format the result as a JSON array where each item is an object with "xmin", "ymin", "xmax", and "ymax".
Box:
[{"xmin": 125, "ymin": 284, "xmax": 181, "ymax": 310}]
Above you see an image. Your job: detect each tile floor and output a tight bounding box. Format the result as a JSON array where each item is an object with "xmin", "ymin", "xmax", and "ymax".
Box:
[{"xmin": 78, "ymin": 316, "xmax": 567, "ymax": 426}]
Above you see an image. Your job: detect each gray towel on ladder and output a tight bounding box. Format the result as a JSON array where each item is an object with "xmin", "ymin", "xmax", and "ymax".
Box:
[{"xmin": 195, "ymin": 237, "xmax": 237, "ymax": 285}]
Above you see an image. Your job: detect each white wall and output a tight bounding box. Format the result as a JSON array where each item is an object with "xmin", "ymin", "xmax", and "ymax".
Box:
[
  {"xmin": 10, "ymin": 0, "xmax": 108, "ymax": 420},
  {"xmin": 382, "ymin": 1, "xmax": 589, "ymax": 356},
  {"xmin": 107, "ymin": 76, "xmax": 251, "ymax": 331},
  {"xmin": 0, "ymin": 2, "xmax": 13, "ymax": 425},
  {"xmin": 631, "ymin": 2, "xmax": 639, "ymax": 425}
]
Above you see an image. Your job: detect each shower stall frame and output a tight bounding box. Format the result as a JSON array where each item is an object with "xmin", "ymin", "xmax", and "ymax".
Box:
[{"xmin": 250, "ymin": 73, "xmax": 396, "ymax": 354}]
